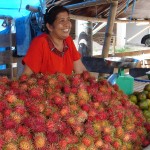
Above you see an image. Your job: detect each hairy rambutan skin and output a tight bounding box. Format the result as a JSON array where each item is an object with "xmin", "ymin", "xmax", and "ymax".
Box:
[
  {"xmin": 4, "ymin": 91, "xmax": 18, "ymax": 103},
  {"xmin": 3, "ymin": 142, "xmax": 18, "ymax": 150},
  {"xmin": 0, "ymin": 72, "xmax": 147, "ymax": 149},
  {"xmin": 19, "ymin": 137, "xmax": 33, "ymax": 150},
  {"xmin": 2, "ymin": 117, "xmax": 16, "ymax": 129},
  {"xmin": 28, "ymin": 86, "xmax": 44, "ymax": 99},
  {"xmin": 34, "ymin": 132, "xmax": 46, "ymax": 149}
]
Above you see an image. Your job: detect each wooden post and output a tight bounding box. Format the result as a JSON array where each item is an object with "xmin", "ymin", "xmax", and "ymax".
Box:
[{"xmin": 102, "ymin": 0, "xmax": 118, "ymax": 58}]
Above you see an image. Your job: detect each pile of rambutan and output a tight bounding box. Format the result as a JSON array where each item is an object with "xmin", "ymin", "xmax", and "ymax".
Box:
[{"xmin": 0, "ymin": 71, "xmax": 149, "ymax": 150}]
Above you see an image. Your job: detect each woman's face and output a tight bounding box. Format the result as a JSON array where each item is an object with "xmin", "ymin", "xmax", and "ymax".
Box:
[{"xmin": 49, "ymin": 11, "xmax": 72, "ymax": 40}]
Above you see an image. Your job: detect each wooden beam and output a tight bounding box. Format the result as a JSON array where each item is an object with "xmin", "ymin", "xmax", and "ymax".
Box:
[
  {"xmin": 65, "ymin": 0, "xmax": 118, "ymax": 10},
  {"xmin": 70, "ymin": 14, "xmax": 150, "ymax": 23},
  {"xmin": 0, "ymin": 33, "xmax": 16, "ymax": 47},
  {"xmin": 102, "ymin": 0, "xmax": 118, "ymax": 58},
  {"xmin": 46, "ymin": 0, "xmax": 118, "ymax": 10}
]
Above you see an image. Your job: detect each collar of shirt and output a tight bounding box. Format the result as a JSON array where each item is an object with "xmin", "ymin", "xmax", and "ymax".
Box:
[{"xmin": 47, "ymin": 36, "xmax": 68, "ymax": 57}]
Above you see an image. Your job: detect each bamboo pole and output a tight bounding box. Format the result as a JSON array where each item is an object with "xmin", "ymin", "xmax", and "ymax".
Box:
[{"xmin": 102, "ymin": 0, "xmax": 118, "ymax": 58}]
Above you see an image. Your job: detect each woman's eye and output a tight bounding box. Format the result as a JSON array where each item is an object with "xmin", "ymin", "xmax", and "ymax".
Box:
[{"xmin": 59, "ymin": 19, "xmax": 65, "ymax": 23}]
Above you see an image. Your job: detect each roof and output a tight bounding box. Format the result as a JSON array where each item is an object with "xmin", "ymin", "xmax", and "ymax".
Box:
[
  {"xmin": 46, "ymin": 0, "xmax": 150, "ymax": 21},
  {"xmin": 0, "ymin": 0, "xmax": 149, "ymax": 21}
]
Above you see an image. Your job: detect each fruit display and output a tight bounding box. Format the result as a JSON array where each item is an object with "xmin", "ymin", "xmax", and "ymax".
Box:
[
  {"xmin": 0, "ymin": 71, "xmax": 148, "ymax": 150},
  {"xmin": 129, "ymin": 84, "xmax": 150, "ymax": 121},
  {"xmin": 129, "ymin": 83, "xmax": 150, "ymax": 147}
]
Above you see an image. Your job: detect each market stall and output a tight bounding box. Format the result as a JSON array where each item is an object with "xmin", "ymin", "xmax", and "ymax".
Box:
[{"xmin": 0, "ymin": 0, "xmax": 150, "ymax": 149}]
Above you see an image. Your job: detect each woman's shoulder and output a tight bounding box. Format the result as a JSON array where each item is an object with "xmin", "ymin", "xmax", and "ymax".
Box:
[
  {"xmin": 32, "ymin": 33, "xmax": 48, "ymax": 42},
  {"xmin": 66, "ymin": 35, "xmax": 73, "ymax": 41}
]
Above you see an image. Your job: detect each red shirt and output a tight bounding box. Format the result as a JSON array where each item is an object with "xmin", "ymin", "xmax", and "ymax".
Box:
[{"xmin": 22, "ymin": 33, "xmax": 81, "ymax": 75}]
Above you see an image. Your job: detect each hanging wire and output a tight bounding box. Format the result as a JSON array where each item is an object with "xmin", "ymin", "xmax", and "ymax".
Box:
[
  {"xmin": 125, "ymin": 0, "xmax": 131, "ymax": 12},
  {"xmin": 18, "ymin": 0, "xmax": 22, "ymax": 12},
  {"xmin": 129, "ymin": 0, "xmax": 136, "ymax": 20},
  {"xmin": 125, "ymin": 0, "xmax": 137, "ymax": 20}
]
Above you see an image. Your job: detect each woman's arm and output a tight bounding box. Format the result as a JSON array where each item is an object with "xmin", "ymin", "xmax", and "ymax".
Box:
[
  {"xmin": 73, "ymin": 59, "xmax": 87, "ymax": 74},
  {"xmin": 22, "ymin": 65, "xmax": 34, "ymax": 76}
]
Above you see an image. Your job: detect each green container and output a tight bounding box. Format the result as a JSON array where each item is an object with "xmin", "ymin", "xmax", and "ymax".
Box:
[{"xmin": 116, "ymin": 75, "xmax": 134, "ymax": 95}]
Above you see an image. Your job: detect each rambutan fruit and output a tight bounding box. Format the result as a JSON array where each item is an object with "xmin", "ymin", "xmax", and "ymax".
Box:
[
  {"xmin": 115, "ymin": 126, "xmax": 125, "ymax": 139},
  {"xmin": 2, "ymin": 129, "xmax": 17, "ymax": 143},
  {"xmin": 102, "ymin": 125, "xmax": 115, "ymax": 135},
  {"xmin": 0, "ymin": 100, "xmax": 7, "ymax": 111},
  {"xmin": 57, "ymin": 72, "xmax": 67, "ymax": 82},
  {"xmin": 26, "ymin": 77, "xmax": 37, "ymax": 86},
  {"xmin": 112, "ymin": 138, "xmax": 122, "ymax": 150},
  {"xmin": 66, "ymin": 115, "xmax": 77, "ymax": 126},
  {"xmin": 28, "ymin": 86, "xmax": 44, "ymax": 99},
  {"xmin": 66, "ymin": 135, "xmax": 79, "ymax": 144},
  {"xmin": 70, "ymin": 103, "xmax": 80, "ymax": 112},
  {"xmin": 102, "ymin": 135, "xmax": 113, "ymax": 143},
  {"xmin": 94, "ymin": 138, "xmax": 104, "ymax": 149},
  {"xmin": 61, "ymin": 127, "xmax": 73, "ymax": 136},
  {"xmin": 0, "ymin": 76, "xmax": 9, "ymax": 84},
  {"xmin": 9, "ymin": 80, "xmax": 19, "ymax": 89},
  {"xmin": 34, "ymin": 132, "xmax": 46, "ymax": 149},
  {"xmin": 4, "ymin": 91, "xmax": 17, "ymax": 103},
  {"xmin": 48, "ymin": 77, "xmax": 58, "ymax": 87},
  {"xmin": 19, "ymin": 137, "xmax": 33, "ymax": 150},
  {"xmin": 57, "ymin": 121, "xmax": 67, "ymax": 132},
  {"xmin": 75, "ymin": 143, "xmax": 87, "ymax": 150},
  {"xmin": 3, "ymin": 108, "xmax": 12, "ymax": 116},
  {"xmin": 63, "ymin": 84, "xmax": 71, "ymax": 94},
  {"xmin": 51, "ymin": 112, "xmax": 61, "ymax": 122},
  {"xmin": 19, "ymin": 83, "xmax": 28, "ymax": 91},
  {"xmin": 19, "ymin": 74, "xmax": 29, "ymax": 82},
  {"xmin": 77, "ymin": 89, "xmax": 90, "ymax": 102},
  {"xmin": 52, "ymin": 94, "xmax": 65, "ymax": 106},
  {"xmin": 81, "ymin": 104, "xmax": 91, "ymax": 112},
  {"xmin": 72, "ymin": 124, "xmax": 84, "ymax": 136},
  {"xmin": 82, "ymin": 71, "xmax": 91, "ymax": 81},
  {"xmin": 123, "ymin": 133, "xmax": 131, "ymax": 142},
  {"xmin": 47, "ymin": 132, "xmax": 59, "ymax": 143},
  {"xmin": 10, "ymin": 112, "xmax": 22, "ymax": 124},
  {"xmin": 3, "ymin": 142, "xmax": 18, "ymax": 150},
  {"xmin": 60, "ymin": 106, "xmax": 70, "ymax": 117},
  {"xmin": 46, "ymin": 119, "xmax": 57, "ymax": 133},
  {"xmin": 14, "ymin": 105, "xmax": 26, "ymax": 115},
  {"xmin": 16, "ymin": 126, "xmax": 29, "ymax": 136},
  {"xmin": 71, "ymin": 74, "xmax": 82, "ymax": 87},
  {"xmin": 0, "ymin": 138, "xmax": 4, "ymax": 149},
  {"xmin": 85, "ymin": 123, "xmax": 96, "ymax": 137},
  {"xmin": 92, "ymin": 121, "xmax": 102, "ymax": 132},
  {"xmin": 2, "ymin": 117, "xmax": 16, "ymax": 129},
  {"xmin": 68, "ymin": 93, "xmax": 77, "ymax": 103},
  {"xmin": 77, "ymin": 110, "xmax": 88, "ymax": 123},
  {"xmin": 81, "ymin": 135, "xmax": 93, "ymax": 147},
  {"xmin": 58, "ymin": 139, "xmax": 68, "ymax": 150},
  {"xmin": 70, "ymin": 87, "xmax": 78, "ymax": 94}
]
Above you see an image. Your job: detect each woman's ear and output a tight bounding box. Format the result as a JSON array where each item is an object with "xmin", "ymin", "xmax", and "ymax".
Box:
[{"xmin": 46, "ymin": 23, "xmax": 52, "ymax": 32}]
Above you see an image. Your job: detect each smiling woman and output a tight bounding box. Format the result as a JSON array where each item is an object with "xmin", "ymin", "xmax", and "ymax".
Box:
[{"xmin": 22, "ymin": 5, "xmax": 86, "ymax": 76}]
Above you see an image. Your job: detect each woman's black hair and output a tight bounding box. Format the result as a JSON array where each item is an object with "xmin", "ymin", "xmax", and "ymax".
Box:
[{"xmin": 44, "ymin": 5, "xmax": 70, "ymax": 33}]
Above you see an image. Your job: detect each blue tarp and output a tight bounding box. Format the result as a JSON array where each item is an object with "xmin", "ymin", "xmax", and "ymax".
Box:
[{"xmin": 0, "ymin": 0, "xmax": 40, "ymax": 19}]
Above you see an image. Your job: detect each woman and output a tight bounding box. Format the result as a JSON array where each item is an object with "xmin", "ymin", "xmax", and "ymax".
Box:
[{"xmin": 22, "ymin": 5, "xmax": 87, "ymax": 76}]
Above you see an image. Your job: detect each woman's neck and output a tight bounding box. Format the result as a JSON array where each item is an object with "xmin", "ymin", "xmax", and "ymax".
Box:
[{"xmin": 49, "ymin": 34, "xmax": 64, "ymax": 52}]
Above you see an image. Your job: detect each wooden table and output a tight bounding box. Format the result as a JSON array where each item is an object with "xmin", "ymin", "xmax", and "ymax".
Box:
[{"xmin": 134, "ymin": 75, "xmax": 150, "ymax": 92}]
